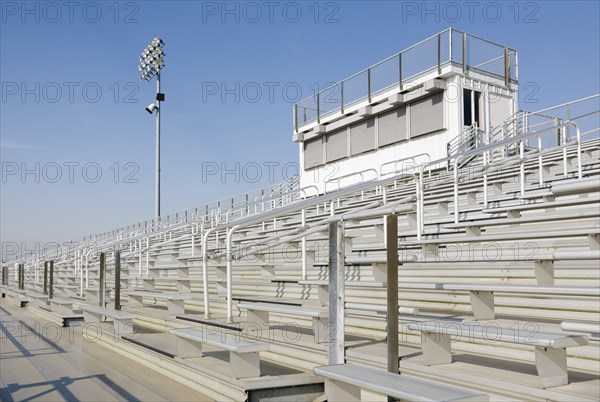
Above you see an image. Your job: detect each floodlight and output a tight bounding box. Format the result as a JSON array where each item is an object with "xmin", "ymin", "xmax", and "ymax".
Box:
[
  {"xmin": 138, "ymin": 36, "xmax": 166, "ymax": 218},
  {"xmin": 146, "ymin": 103, "xmax": 159, "ymax": 114}
]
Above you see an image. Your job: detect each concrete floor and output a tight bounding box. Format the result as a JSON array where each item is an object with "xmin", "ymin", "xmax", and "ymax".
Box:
[{"xmin": 0, "ymin": 301, "xmax": 213, "ymax": 401}]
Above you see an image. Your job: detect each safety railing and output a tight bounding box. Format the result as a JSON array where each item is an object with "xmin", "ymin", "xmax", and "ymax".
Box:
[
  {"xmin": 324, "ymin": 168, "xmax": 379, "ymax": 193},
  {"xmin": 294, "ymin": 28, "xmax": 518, "ymax": 131},
  {"xmin": 379, "ymin": 153, "xmax": 431, "ymax": 178}
]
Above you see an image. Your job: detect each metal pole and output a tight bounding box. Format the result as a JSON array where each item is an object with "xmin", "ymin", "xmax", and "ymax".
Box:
[
  {"xmin": 367, "ymin": 68, "xmax": 371, "ymax": 103},
  {"xmin": 386, "ymin": 214, "xmax": 399, "ymax": 386},
  {"xmin": 340, "ymin": 82, "xmax": 344, "ymax": 114},
  {"xmin": 18, "ymin": 264, "xmax": 24, "ymax": 290},
  {"xmin": 48, "ymin": 261, "xmax": 54, "ymax": 299},
  {"xmin": 43, "ymin": 261, "xmax": 48, "ymax": 294},
  {"xmin": 398, "ymin": 53, "xmax": 403, "ymax": 91},
  {"xmin": 462, "ymin": 32, "xmax": 467, "ymax": 73},
  {"xmin": 437, "ymin": 33, "xmax": 441, "ymax": 74},
  {"xmin": 99, "ymin": 252, "xmax": 106, "ymax": 308},
  {"xmin": 156, "ymin": 72, "xmax": 161, "ymax": 218},
  {"xmin": 1, "ymin": 266, "xmax": 6, "ymax": 286},
  {"xmin": 328, "ymin": 221, "xmax": 345, "ymax": 365},
  {"xmin": 294, "ymin": 104, "xmax": 298, "ymax": 132},
  {"xmin": 504, "ymin": 47, "xmax": 509, "ymax": 87},
  {"xmin": 114, "ymin": 250, "xmax": 121, "ymax": 310}
]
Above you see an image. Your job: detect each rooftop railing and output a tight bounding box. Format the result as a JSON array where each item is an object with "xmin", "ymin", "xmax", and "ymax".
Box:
[{"xmin": 293, "ymin": 28, "xmax": 518, "ymax": 131}]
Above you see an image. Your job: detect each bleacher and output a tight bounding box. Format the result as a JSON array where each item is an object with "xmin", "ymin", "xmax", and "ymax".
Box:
[{"xmin": 2, "ymin": 29, "xmax": 599, "ymax": 402}]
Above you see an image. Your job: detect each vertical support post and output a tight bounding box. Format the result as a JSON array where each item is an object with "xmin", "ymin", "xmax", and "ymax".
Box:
[
  {"xmin": 202, "ymin": 228, "xmax": 216, "ymax": 320},
  {"xmin": 114, "ymin": 250, "xmax": 121, "ymax": 310},
  {"xmin": 301, "ymin": 209, "xmax": 307, "ymax": 280},
  {"xmin": 504, "ymin": 47, "xmax": 509, "ymax": 87},
  {"xmin": 520, "ymin": 140, "xmax": 525, "ymax": 196},
  {"xmin": 340, "ymin": 82, "xmax": 344, "ymax": 114},
  {"xmin": 226, "ymin": 225, "xmax": 241, "ymax": 323},
  {"xmin": 398, "ymin": 53, "xmax": 403, "ymax": 91},
  {"xmin": 386, "ymin": 214, "xmax": 399, "ymax": 386},
  {"xmin": 294, "ymin": 104, "xmax": 298, "ymax": 132},
  {"xmin": 328, "ymin": 221, "xmax": 345, "ymax": 364},
  {"xmin": 462, "ymin": 32, "xmax": 467, "ymax": 73},
  {"xmin": 1, "ymin": 266, "xmax": 6, "ymax": 286},
  {"xmin": 21, "ymin": 264, "xmax": 25, "ymax": 290},
  {"xmin": 448, "ymin": 27, "xmax": 453, "ymax": 62},
  {"xmin": 538, "ymin": 135, "xmax": 544, "ymax": 187},
  {"xmin": 483, "ymin": 151, "xmax": 488, "ymax": 209},
  {"xmin": 155, "ymin": 72, "xmax": 161, "ymax": 218},
  {"xmin": 454, "ymin": 159, "xmax": 460, "ymax": 224},
  {"xmin": 17, "ymin": 264, "xmax": 23, "ymax": 290},
  {"xmin": 48, "ymin": 261, "xmax": 54, "ymax": 299},
  {"xmin": 317, "ymin": 92, "xmax": 320, "ymax": 124},
  {"xmin": 437, "ymin": 33, "xmax": 441, "ymax": 74},
  {"xmin": 99, "ymin": 252, "xmax": 106, "ymax": 308},
  {"xmin": 367, "ymin": 68, "xmax": 372, "ymax": 103}
]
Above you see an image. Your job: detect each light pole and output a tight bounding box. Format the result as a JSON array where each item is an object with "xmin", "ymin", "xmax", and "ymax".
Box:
[{"xmin": 139, "ymin": 37, "xmax": 165, "ymax": 218}]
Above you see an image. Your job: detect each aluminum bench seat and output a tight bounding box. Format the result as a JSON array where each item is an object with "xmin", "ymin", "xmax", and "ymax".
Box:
[
  {"xmin": 407, "ymin": 321, "xmax": 588, "ymax": 388},
  {"xmin": 126, "ymin": 290, "xmax": 192, "ymax": 315},
  {"xmin": 443, "ymin": 210, "xmax": 599, "ymax": 231},
  {"xmin": 169, "ymin": 327, "xmax": 269, "ymax": 379},
  {"xmin": 78, "ymin": 304, "xmax": 136, "ymax": 337},
  {"xmin": 418, "ymin": 227, "xmax": 599, "ymax": 245},
  {"xmin": 142, "ymin": 276, "xmax": 191, "ymax": 292},
  {"xmin": 48, "ymin": 297, "xmax": 75, "ymax": 314},
  {"xmin": 482, "ymin": 195, "xmax": 600, "ymax": 216},
  {"xmin": 237, "ymin": 301, "xmax": 328, "ymax": 343},
  {"xmin": 314, "ymin": 363, "xmax": 488, "ymax": 401},
  {"xmin": 303, "ymin": 280, "xmax": 599, "ymax": 320}
]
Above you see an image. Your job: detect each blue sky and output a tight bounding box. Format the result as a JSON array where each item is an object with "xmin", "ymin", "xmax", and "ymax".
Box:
[{"xmin": 1, "ymin": 0, "xmax": 599, "ymax": 260}]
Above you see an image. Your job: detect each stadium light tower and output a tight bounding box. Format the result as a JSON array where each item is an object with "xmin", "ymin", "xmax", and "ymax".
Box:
[{"xmin": 139, "ymin": 36, "xmax": 166, "ymax": 218}]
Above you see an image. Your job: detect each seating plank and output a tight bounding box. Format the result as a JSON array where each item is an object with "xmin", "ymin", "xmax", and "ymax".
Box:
[
  {"xmin": 238, "ymin": 302, "xmax": 328, "ymax": 343},
  {"xmin": 315, "ymin": 363, "xmax": 488, "ymax": 401},
  {"xmin": 170, "ymin": 327, "xmax": 268, "ymax": 378},
  {"xmin": 407, "ymin": 321, "xmax": 588, "ymax": 388}
]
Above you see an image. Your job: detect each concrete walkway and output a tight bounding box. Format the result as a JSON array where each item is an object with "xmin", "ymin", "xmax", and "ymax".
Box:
[{"xmin": 0, "ymin": 302, "xmax": 213, "ymax": 401}]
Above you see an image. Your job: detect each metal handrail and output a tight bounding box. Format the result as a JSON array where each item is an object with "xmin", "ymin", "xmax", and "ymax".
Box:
[
  {"xmin": 324, "ymin": 168, "xmax": 379, "ymax": 193},
  {"xmin": 380, "ymin": 153, "xmax": 431, "ymax": 177}
]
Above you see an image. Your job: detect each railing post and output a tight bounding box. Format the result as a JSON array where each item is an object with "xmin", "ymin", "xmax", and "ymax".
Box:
[
  {"xmin": 18, "ymin": 264, "xmax": 24, "ymax": 290},
  {"xmin": 483, "ymin": 152, "xmax": 488, "ymax": 208},
  {"xmin": 448, "ymin": 27, "xmax": 453, "ymax": 62},
  {"xmin": 437, "ymin": 33, "xmax": 442, "ymax": 75},
  {"xmin": 538, "ymin": 135, "xmax": 544, "ymax": 188},
  {"xmin": 202, "ymin": 228, "xmax": 216, "ymax": 320},
  {"xmin": 99, "ymin": 252, "xmax": 106, "ymax": 308},
  {"xmin": 340, "ymin": 82, "xmax": 344, "ymax": 114},
  {"xmin": 398, "ymin": 53, "xmax": 403, "ymax": 91},
  {"xmin": 462, "ymin": 32, "xmax": 467, "ymax": 73},
  {"xmin": 504, "ymin": 47, "xmax": 509, "ymax": 87},
  {"xmin": 454, "ymin": 159, "xmax": 460, "ymax": 224},
  {"xmin": 367, "ymin": 68, "xmax": 372, "ymax": 103},
  {"xmin": 317, "ymin": 92, "xmax": 320, "ymax": 124},
  {"xmin": 226, "ymin": 226, "xmax": 241, "ymax": 323},
  {"xmin": 43, "ymin": 261, "xmax": 48, "ymax": 295},
  {"xmin": 294, "ymin": 103, "xmax": 298, "ymax": 132},
  {"xmin": 114, "ymin": 250, "xmax": 121, "ymax": 310},
  {"xmin": 48, "ymin": 260, "xmax": 54, "ymax": 299},
  {"xmin": 301, "ymin": 209, "xmax": 307, "ymax": 280},
  {"xmin": 386, "ymin": 214, "xmax": 399, "ymax": 382},
  {"xmin": 520, "ymin": 139, "xmax": 525, "ymax": 197},
  {"xmin": 328, "ymin": 221, "xmax": 345, "ymax": 364}
]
